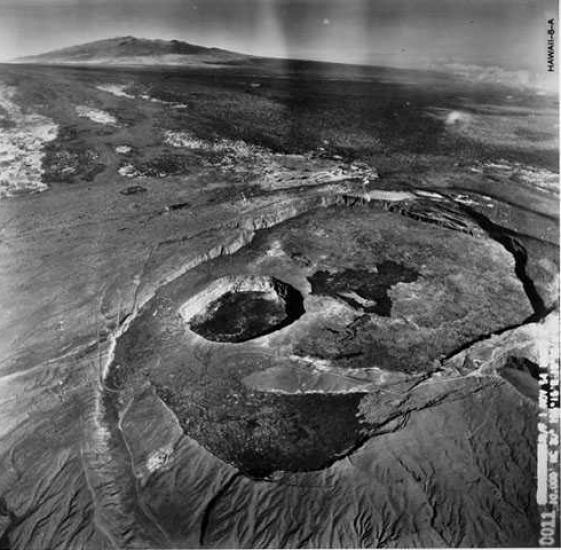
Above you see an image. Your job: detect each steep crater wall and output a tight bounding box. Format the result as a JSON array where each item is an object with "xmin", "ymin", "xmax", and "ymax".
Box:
[{"xmin": 181, "ymin": 275, "xmax": 305, "ymax": 343}]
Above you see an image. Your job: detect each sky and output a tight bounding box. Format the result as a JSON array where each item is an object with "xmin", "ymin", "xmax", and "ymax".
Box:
[{"xmin": 0, "ymin": 0, "xmax": 557, "ymax": 74}]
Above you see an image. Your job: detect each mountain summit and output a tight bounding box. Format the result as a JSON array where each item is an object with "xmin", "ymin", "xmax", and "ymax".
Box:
[{"xmin": 15, "ymin": 36, "xmax": 249, "ymax": 65}]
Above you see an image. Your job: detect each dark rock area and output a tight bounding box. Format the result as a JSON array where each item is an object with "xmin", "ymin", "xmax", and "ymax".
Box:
[
  {"xmin": 120, "ymin": 185, "xmax": 147, "ymax": 195},
  {"xmin": 308, "ymin": 262, "xmax": 419, "ymax": 316}
]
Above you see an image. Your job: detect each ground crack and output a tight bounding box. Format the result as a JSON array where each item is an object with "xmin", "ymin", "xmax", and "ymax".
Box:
[{"xmin": 457, "ymin": 203, "xmax": 547, "ymax": 318}]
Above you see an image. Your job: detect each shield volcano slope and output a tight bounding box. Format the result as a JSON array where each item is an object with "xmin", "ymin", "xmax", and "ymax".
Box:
[{"xmin": 0, "ymin": 59, "xmax": 556, "ymax": 549}]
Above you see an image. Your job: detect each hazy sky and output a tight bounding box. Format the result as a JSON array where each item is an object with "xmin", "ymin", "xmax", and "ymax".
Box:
[{"xmin": 0, "ymin": 0, "xmax": 557, "ymax": 71}]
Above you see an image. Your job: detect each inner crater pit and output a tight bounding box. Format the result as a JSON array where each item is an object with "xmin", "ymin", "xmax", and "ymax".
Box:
[{"xmin": 182, "ymin": 275, "xmax": 305, "ymax": 343}]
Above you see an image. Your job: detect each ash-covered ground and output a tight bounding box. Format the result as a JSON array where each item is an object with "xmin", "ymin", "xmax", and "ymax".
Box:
[{"xmin": 0, "ymin": 43, "xmax": 559, "ymax": 549}]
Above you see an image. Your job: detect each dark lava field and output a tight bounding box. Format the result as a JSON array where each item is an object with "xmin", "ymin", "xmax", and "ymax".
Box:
[{"xmin": 0, "ymin": 39, "xmax": 559, "ymax": 549}]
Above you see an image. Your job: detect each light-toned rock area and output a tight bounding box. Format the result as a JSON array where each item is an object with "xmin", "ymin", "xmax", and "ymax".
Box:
[
  {"xmin": 0, "ymin": 85, "xmax": 58, "ymax": 197},
  {"xmin": 75, "ymin": 105, "xmax": 118, "ymax": 125},
  {"xmin": 96, "ymin": 83, "xmax": 135, "ymax": 99}
]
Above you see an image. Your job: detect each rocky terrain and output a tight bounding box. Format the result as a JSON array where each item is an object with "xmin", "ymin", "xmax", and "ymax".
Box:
[{"xmin": 0, "ymin": 38, "xmax": 559, "ymax": 548}]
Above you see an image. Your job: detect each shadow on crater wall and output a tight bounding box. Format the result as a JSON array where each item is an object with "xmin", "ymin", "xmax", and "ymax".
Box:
[{"xmin": 188, "ymin": 277, "xmax": 305, "ymax": 343}]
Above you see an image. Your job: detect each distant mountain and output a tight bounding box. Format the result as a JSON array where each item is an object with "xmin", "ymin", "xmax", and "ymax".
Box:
[{"xmin": 15, "ymin": 36, "xmax": 251, "ymax": 66}]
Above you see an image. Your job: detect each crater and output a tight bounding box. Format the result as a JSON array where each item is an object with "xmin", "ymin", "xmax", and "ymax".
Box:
[
  {"xmin": 106, "ymin": 204, "xmax": 534, "ymax": 481},
  {"xmin": 183, "ymin": 275, "xmax": 305, "ymax": 343}
]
